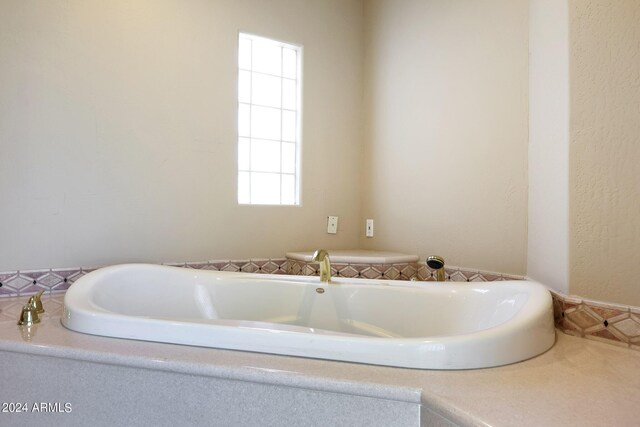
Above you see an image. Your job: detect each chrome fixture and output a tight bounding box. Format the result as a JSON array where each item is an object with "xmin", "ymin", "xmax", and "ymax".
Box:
[
  {"xmin": 29, "ymin": 290, "xmax": 45, "ymax": 314},
  {"xmin": 17, "ymin": 303, "xmax": 40, "ymax": 326},
  {"xmin": 311, "ymin": 249, "xmax": 332, "ymax": 283},
  {"xmin": 426, "ymin": 256, "xmax": 446, "ymax": 282},
  {"xmin": 17, "ymin": 291, "xmax": 44, "ymax": 326},
  {"xmin": 18, "ymin": 302, "xmax": 40, "ymax": 326}
]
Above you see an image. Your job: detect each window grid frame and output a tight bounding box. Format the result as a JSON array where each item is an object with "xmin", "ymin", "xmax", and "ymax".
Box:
[{"xmin": 237, "ymin": 33, "xmax": 301, "ymax": 206}]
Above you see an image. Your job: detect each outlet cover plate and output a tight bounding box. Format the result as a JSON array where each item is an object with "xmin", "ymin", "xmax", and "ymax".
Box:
[{"xmin": 327, "ymin": 216, "xmax": 338, "ymax": 234}]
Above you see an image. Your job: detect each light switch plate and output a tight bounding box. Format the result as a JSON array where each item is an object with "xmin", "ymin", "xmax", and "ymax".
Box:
[{"xmin": 366, "ymin": 219, "xmax": 374, "ymax": 237}]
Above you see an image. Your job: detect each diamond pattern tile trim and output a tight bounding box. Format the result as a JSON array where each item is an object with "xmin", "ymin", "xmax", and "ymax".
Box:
[
  {"xmin": 286, "ymin": 259, "xmax": 524, "ymax": 282},
  {"xmin": 551, "ymin": 290, "xmax": 640, "ymax": 351},
  {"xmin": 0, "ymin": 268, "xmax": 85, "ymax": 297}
]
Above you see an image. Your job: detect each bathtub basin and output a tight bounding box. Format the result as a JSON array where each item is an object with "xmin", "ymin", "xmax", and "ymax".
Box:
[{"xmin": 62, "ymin": 264, "xmax": 555, "ymax": 369}]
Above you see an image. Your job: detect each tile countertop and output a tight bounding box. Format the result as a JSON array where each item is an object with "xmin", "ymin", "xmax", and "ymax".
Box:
[{"xmin": 1, "ymin": 295, "xmax": 639, "ymax": 426}]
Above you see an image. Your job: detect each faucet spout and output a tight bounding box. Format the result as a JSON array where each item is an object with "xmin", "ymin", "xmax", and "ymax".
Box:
[
  {"xmin": 426, "ymin": 255, "xmax": 446, "ymax": 282},
  {"xmin": 311, "ymin": 249, "xmax": 332, "ymax": 284}
]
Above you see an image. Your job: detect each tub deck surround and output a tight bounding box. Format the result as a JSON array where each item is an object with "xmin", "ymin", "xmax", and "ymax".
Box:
[
  {"xmin": 285, "ymin": 249, "xmax": 420, "ymax": 264},
  {"xmin": 1, "ymin": 295, "xmax": 640, "ymax": 426},
  {"xmin": 2, "ymin": 257, "xmax": 640, "ymax": 352},
  {"xmin": 61, "ymin": 264, "xmax": 555, "ymax": 370},
  {"xmin": 286, "ymin": 249, "xmax": 423, "ymax": 281},
  {"xmin": 285, "ymin": 250, "xmax": 523, "ymax": 282}
]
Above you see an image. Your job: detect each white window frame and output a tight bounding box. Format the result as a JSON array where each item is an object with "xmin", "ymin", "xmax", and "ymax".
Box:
[{"xmin": 237, "ymin": 32, "xmax": 302, "ymax": 205}]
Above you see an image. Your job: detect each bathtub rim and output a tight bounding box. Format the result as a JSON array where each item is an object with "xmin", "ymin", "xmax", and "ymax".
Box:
[{"xmin": 62, "ymin": 263, "xmax": 556, "ymax": 370}]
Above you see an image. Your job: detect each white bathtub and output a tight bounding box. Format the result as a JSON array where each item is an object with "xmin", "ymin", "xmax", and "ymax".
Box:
[{"xmin": 62, "ymin": 264, "xmax": 555, "ymax": 369}]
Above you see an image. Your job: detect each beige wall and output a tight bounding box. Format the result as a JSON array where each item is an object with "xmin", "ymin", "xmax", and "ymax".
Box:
[
  {"xmin": 0, "ymin": 0, "xmax": 364, "ymax": 270},
  {"xmin": 2, "ymin": 1, "xmax": 639, "ymax": 307},
  {"xmin": 569, "ymin": 0, "xmax": 640, "ymax": 306},
  {"xmin": 361, "ymin": 0, "xmax": 529, "ymax": 275},
  {"xmin": 528, "ymin": 0, "xmax": 570, "ymax": 293}
]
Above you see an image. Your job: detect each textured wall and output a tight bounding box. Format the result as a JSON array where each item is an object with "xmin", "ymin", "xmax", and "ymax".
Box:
[
  {"xmin": 527, "ymin": 0, "xmax": 570, "ymax": 293},
  {"xmin": 569, "ymin": 0, "xmax": 640, "ymax": 305},
  {"xmin": 361, "ymin": 0, "xmax": 529, "ymax": 275},
  {"xmin": 0, "ymin": 0, "xmax": 364, "ymax": 270}
]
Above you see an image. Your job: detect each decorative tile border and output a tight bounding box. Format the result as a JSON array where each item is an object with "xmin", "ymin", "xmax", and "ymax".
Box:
[
  {"xmin": 0, "ymin": 258, "xmax": 518, "ymax": 298},
  {"xmin": 0, "ymin": 259, "xmax": 289, "ymax": 298},
  {"xmin": 286, "ymin": 259, "xmax": 523, "ymax": 282},
  {"xmin": 550, "ymin": 290, "xmax": 640, "ymax": 351},
  {"xmin": 0, "ymin": 268, "xmax": 90, "ymax": 297},
  {"xmin": 164, "ymin": 259, "xmax": 288, "ymax": 275},
  {"xmin": 2, "ymin": 257, "xmax": 639, "ymax": 353}
]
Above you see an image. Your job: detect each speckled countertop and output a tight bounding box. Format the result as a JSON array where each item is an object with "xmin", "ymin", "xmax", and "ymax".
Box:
[{"xmin": 1, "ymin": 295, "xmax": 639, "ymax": 426}]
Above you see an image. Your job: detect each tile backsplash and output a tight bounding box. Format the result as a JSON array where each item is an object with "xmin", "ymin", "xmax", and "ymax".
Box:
[
  {"xmin": 0, "ymin": 259, "xmax": 289, "ymax": 298},
  {"xmin": 286, "ymin": 259, "xmax": 523, "ymax": 282},
  {"xmin": 2, "ymin": 257, "xmax": 639, "ymax": 352},
  {"xmin": 0, "ymin": 268, "xmax": 90, "ymax": 297},
  {"xmin": 550, "ymin": 291, "xmax": 640, "ymax": 351}
]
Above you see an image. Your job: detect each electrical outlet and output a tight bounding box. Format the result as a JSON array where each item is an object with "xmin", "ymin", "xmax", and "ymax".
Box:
[
  {"xmin": 327, "ymin": 216, "xmax": 338, "ymax": 234},
  {"xmin": 366, "ymin": 219, "xmax": 374, "ymax": 237}
]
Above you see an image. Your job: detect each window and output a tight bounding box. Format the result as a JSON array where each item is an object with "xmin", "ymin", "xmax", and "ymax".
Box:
[{"xmin": 237, "ymin": 33, "xmax": 301, "ymax": 205}]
